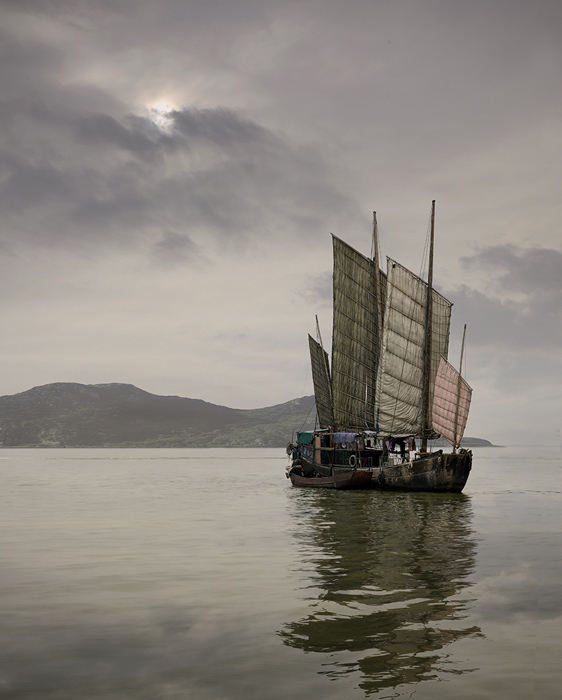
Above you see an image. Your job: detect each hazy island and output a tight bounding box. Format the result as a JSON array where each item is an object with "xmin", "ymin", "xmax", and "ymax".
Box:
[{"xmin": 0, "ymin": 382, "xmax": 494, "ymax": 449}]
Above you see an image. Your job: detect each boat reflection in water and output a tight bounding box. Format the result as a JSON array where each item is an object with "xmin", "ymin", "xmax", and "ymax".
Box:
[{"xmin": 279, "ymin": 490, "xmax": 482, "ymax": 695}]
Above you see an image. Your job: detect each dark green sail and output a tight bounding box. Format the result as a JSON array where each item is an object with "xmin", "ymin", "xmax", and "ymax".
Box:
[
  {"xmin": 308, "ymin": 335, "xmax": 334, "ymax": 429},
  {"xmin": 330, "ymin": 235, "xmax": 386, "ymax": 430}
]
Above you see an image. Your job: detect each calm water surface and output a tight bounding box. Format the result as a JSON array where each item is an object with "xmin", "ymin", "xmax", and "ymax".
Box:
[{"xmin": 0, "ymin": 446, "xmax": 560, "ymax": 699}]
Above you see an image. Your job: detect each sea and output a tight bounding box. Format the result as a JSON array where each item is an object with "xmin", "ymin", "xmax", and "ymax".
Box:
[{"xmin": 0, "ymin": 445, "xmax": 560, "ymax": 699}]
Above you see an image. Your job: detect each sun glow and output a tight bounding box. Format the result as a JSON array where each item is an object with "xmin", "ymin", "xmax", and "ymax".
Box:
[{"xmin": 145, "ymin": 101, "xmax": 177, "ymax": 132}]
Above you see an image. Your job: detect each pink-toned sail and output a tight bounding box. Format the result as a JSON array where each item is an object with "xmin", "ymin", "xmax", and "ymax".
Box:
[{"xmin": 432, "ymin": 356, "xmax": 472, "ymax": 448}]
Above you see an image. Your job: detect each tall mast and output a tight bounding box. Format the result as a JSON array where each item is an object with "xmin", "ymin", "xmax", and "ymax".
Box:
[
  {"xmin": 372, "ymin": 211, "xmax": 384, "ymax": 432},
  {"xmin": 453, "ymin": 323, "xmax": 467, "ymax": 452},
  {"xmin": 421, "ymin": 200, "xmax": 435, "ymax": 452},
  {"xmin": 372, "ymin": 211, "xmax": 383, "ymax": 344}
]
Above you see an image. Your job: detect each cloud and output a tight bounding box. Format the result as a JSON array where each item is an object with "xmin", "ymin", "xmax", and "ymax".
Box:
[
  {"xmin": 0, "ymin": 0, "xmax": 560, "ymax": 445},
  {"xmin": 462, "ymin": 245, "xmax": 562, "ymax": 298},
  {"xmin": 0, "ymin": 5, "xmax": 353, "ymax": 262},
  {"xmin": 440, "ymin": 244, "xmax": 562, "ymax": 442},
  {"xmin": 0, "ymin": 96, "xmax": 350, "ymax": 258},
  {"xmin": 151, "ymin": 230, "xmax": 201, "ymax": 266},
  {"xmin": 447, "ymin": 245, "xmax": 562, "ymax": 350},
  {"xmin": 302, "ymin": 270, "xmax": 333, "ymax": 308}
]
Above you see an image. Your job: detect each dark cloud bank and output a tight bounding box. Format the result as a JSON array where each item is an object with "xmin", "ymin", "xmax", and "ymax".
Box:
[
  {"xmin": 453, "ymin": 245, "xmax": 562, "ymax": 350},
  {"xmin": 0, "ymin": 6, "xmax": 351, "ymax": 261},
  {"xmin": 0, "ymin": 99, "xmax": 347, "ymax": 258}
]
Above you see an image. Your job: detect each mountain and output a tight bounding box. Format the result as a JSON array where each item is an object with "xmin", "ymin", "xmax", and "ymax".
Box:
[
  {"xmin": 0, "ymin": 382, "xmax": 491, "ymax": 448},
  {"xmin": 429, "ymin": 435, "xmax": 494, "ymax": 448},
  {"xmin": 0, "ymin": 383, "xmax": 316, "ymax": 448}
]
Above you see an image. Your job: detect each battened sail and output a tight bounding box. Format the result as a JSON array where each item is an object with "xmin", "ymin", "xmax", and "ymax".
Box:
[
  {"xmin": 376, "ymin": 258, "xmax": 452, "ymax": 437},
  {"xmin": 331, "ymin": 236, "xmax": 386, "ymax": 430},
  {"xmin": 308, "ymin": 334, "xmax": 334, "ymax": 428},
  {"xmin": 432, "ymin": 356, "xmax": 472, "ymax": 448}
]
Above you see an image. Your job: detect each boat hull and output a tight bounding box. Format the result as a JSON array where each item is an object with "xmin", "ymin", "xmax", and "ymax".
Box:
[
  {"xmin": 293, "ymin": 449, "xmax": 472, "ymax": 492},
  {"xmin": 288, "ymin": 469, "xmax": 373, "ymax": 490},
  {"xmin": 369, "ymin": 451, "xmax": 472, "ymax": 492}
]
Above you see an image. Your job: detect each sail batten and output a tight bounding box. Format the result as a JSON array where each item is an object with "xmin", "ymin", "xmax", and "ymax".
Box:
[
  {"xmin": 299, "ymin": 208, "xmax": 473, "ymax": 493},
  {"xmin": 376, "ymin": 258, "xmax": 452, "ymax": 437},
  {"xmin": 308, "ymin": 334, "xmax": 334, "ymax": 429},
  {"xmin": 309, "ymin": 213, "xmax": 468, "ymax": 442},
  {"xmin": 432, "ymin": 356, "xmax": 472, "ymax": 447},
  {"xmin": 331, "ymin": 235, "xmax": 385, "ymax": 429}
]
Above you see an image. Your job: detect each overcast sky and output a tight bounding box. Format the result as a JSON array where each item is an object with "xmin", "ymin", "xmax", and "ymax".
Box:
[{"xmin": 1, "ymin": 0, "xmax": 560, "ymax": 445}]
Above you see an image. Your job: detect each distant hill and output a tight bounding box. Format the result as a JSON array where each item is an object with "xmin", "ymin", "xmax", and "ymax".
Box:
[
  {"xmin": 0, "ymin": 382, "xmax": 491, "ymax": 448},
  {"xmin": 429, "ymin": 435, "xmax": 493, "ymax": 448},
  {"xmin": 0, "ymin": 383, "xmax": 316, "ymax": 448}
]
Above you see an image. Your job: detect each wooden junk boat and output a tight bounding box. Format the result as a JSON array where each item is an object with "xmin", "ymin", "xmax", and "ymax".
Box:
[{"xmin": 287, "ymin": 201, "xmax": 473, "ymax": 491}]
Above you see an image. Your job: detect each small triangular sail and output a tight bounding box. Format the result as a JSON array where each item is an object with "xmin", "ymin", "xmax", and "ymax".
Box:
[
  {"xmin": 308, "ymin": 334, "xmax": 334, "ymax": 429},
  {"xmin": 376, "ymin": 258, "xmax": 452, "ymax": 437},
  {"xmin": 432, "ymin": 356, "xmax": 472, "ymax": 448}
]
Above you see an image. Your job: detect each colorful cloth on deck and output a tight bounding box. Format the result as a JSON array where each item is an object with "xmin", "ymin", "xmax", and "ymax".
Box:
[{"xmin": 334, "ymin": 432, "xmax": 357, "ymax": 447}]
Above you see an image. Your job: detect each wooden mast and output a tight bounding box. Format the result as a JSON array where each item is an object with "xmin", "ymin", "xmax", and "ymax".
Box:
[
  {"xmin": 421, "ymin": 200, "xmax": 435, "ymax": 452},
  {"xmin": 453, "ymin": 323, "xmax": 467, "ymax": 452},
  {"xmin": 372, "ymin": 211, "xmax": 383, "ymax": 432},
  {"xmin": 372, "ymin": 211, "xmax": 383, "ymax": 344},
  {"xmin": 313, "ymin": 313, "xmax": 325, "ymax": 464}
]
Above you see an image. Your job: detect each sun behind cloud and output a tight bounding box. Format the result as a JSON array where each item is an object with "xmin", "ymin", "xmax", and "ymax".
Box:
[{"xmin": 145, "ymin": 101, "xmax": 178, "ymax": 131}]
